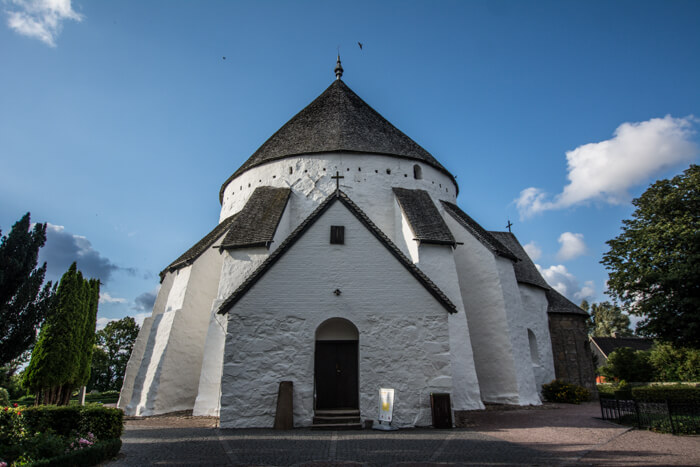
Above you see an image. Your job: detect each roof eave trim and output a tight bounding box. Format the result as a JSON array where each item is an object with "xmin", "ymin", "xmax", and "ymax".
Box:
[
  {"xmin": 220, "ymin": 241, "xmax": 272, "ymax": 251},
  {"xmin": 589, "ymin": 337, "xmax": 608, "ymax": 358},
  {"xmin": 417, "ymin": 239, "xmax": 457, "ymax": 246},
  {"xmin": 516, "ymin": 279, "xmax": 550, "ymax": 291}
]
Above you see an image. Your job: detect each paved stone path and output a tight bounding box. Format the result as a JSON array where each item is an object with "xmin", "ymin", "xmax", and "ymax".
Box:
[{"xmin": 105, "ymin": 403, "xmax": 700, "ymax": 466}]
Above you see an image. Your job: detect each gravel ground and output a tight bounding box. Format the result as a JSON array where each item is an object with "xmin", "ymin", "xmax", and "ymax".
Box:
[{"xmin": 104, "ymin": 402, "xmax": 700, "ymax": 466}]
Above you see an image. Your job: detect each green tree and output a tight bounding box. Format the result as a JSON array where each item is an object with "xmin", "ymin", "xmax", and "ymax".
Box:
[
  {"xmin": 87, "ymin": 345, "xmax": 110, "ymax": 392},
  {"xmin": 89, "ymin": 317, "xmax": 140, "ymax": 392},
  {"xmin": 0, "ymin": 213, "xmax": 55, "ymax": 365},
  {"xmin": 602, "ymin": 164, "xmax": 700, "ymax": 348},
  {"xmin": 23, "ymin": 263, "xmax": 99, "ymax": 405},
  {"xmin": 582, "ymin": 301, "xmax": 633, "ymax": 337},
  {"xmin": 647, "ymin": 342, "xmax": 700, "ymax": 382},
  {"xmin": 598, "ymin": 347, "xmax": 654, "ymax": 382},
  {"xmin": 75, "ymin": 279, "xmax": 100, "ymax": 388}
]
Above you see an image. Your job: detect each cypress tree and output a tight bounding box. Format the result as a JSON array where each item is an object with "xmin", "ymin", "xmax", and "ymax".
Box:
[
  {"xmin": 76, "ymin": 279, "xmax": 100, "ymax": 388},
  {"xmin": 23, "ymin": 263, "xmax": 99, "ymax": 405}
]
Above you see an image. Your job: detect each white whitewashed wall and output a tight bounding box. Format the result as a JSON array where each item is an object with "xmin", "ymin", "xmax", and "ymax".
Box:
[{"xmin": 219, "ymin": 202, "xmax": 454, "ymax": 428}]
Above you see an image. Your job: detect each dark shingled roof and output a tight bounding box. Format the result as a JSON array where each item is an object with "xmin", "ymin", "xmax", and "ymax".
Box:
[
  {"xmin": 590, "ymin": 336, "xmax": 654, "ymax": 358},
  {"xmin": 392, "ymin": 188, "xmax": 455, "ymax": 245},
  {"xmin": 490, "ymin": 231, "xmax": 550, "ymax": 290},
  {"xmin": 218, "ymin": 190, "xmax": 458, "ymax": 315},
  {"xmin": 545, "ymin": 288, "xmax": 589, "ymax": 316},
  {"xmin": 220, "ymin": 79, "xmax": 457, "ymax": 202},
  {"xmin": 159, "ymin": 213, "xmax": 239, "ymax": 281},
  {"xmin": 440, "ymin": 201, "xmax": 518, "ymax": 261},
  {"xmin": 220, "ymin": 187, "xmax": 291, "ymax": 250}
]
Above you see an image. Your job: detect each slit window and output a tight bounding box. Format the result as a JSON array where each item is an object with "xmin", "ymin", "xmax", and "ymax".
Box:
[{"xmin": 330, "ymin": 226, "xmax": 345, "ymax": 244}]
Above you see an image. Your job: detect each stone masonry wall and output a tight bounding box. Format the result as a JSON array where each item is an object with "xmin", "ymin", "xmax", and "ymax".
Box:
[{"xmin": 548, "ymin": 313, "xmax": 596, "ymax": 393}]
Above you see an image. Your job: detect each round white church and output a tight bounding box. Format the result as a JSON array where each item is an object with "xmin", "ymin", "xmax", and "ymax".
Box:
[{"xmin": 119, "ymin": 59, "xmax": 594, "ymax": 428}]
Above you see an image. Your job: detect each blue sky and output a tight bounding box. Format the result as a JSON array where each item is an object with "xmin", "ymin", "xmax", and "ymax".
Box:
[{"xmin": 1, "ymin": 0, "xmax": 698, "ymax": 329}]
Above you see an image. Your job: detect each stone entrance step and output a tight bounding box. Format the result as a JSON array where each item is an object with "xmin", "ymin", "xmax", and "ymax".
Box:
[{"xmin": 312, "ymin": 409, "xmax": 362, "ymax": 430}]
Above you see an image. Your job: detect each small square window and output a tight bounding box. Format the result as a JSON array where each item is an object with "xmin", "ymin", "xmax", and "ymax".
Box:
[{"xmin": 330, "ymin": 226, "xmax": 345, "ymax": 244}]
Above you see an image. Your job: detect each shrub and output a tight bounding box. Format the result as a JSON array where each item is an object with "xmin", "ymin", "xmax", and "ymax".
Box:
[
  {"xmin": 19, "ymin": 432, "xmax": 66, "ymax": 463},
  {"xmin": 27, "ymin": 438, "xmax": 122, "ymax": 467},
  {"xmin": 596, "ymin": 383, "xmax": 615, "ymax": 397},
  {"xmin": 21, "ymin": 406, "xmax": 82, "ymax": 438},
  {"xmin": 632, "ymin": 385, "xmax": 700, "ymax": 403},
  {"xmin": 79, "ymin": 405, "xmax": 123, "ymax": 440},
  {"xmin": 17, "ymin": 395, "xmax": 35, "ymax": 404},
  {"xmin": 0, "ymin": 406, "xmax": 123, "ymax": 466},
  {"xmin": 599, "ymin": 347, "xmax": 654, "ymax": 382},
  {"xmin": 0, "ymin": 388, "xmax": 9, "ymax": 407},
  {"xmin": 542, "ymin": 379, "xmax": 591, "ymax": 404},
  {"xmin": 20, "ymin": 405, "xmax": 123, "ymax": 441}
]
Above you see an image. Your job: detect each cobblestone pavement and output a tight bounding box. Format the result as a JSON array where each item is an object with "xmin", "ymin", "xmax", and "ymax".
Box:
[{"xmin": 105, "ymin": 403, "xmax": 700, "ymax": 466}]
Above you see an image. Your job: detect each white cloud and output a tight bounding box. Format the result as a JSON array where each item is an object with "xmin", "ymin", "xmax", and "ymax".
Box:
[
  {"xmin": 556, "ymin": 232, "xmax": 586, "ymax": 261},
  {"xmin": 575, "ymin": 280, "xmax": 595, "ymax": 302},
  {"xmin": 523, "ymin": 241, "xmax": 542, "ymax": 261},
  {"xmin": 536, "ymin": 263, "xmax": 595, "ymax": 303},
  {"xmin": 4, "ymin": 0, "xmax": 83, "ymax": 47},
  {"xmin": 131, "ymin": 312, "xmax": 150, "ymax": 328},
  {"xmin": 95, "ymin": 316, "xmax": 117, "ymax": 331},
  {"xmin": 99, "ymin": 292, "xmax": 127, "ymax": 304},
  {"xmin": 517, "ymin": 115, "xmax": 698, "ymax": 219}
]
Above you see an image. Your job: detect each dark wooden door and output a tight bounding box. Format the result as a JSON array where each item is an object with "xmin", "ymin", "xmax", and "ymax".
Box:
[{"xmin": 315, "ymin": 341, "xmax": 359, "ymax": 410}]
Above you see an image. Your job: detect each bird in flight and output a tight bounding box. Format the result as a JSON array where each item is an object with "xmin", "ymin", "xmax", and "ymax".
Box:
[{"xmin": 358, "ymin": 42, "xmax": 363, "ymax": 50}]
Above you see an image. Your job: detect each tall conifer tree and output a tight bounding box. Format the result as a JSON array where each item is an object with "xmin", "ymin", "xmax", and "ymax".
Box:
[
  {"xmin": 23, "ymin": 263, "xmax": 100, "ymax": 405},
  {"xmin": 0, "ymin": 213, "xmax": 54, "ymax": 365},
  {"xmin": 76, "ymin": 279, "xmax": 100, "ymax": 387}
]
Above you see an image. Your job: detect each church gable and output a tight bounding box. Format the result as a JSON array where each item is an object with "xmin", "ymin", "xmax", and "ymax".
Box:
[
  {"xmin": 217, "ymin": 191, "xmax": 457, "ymax": 315},
  {"xmin": 218, "ymin": 194, "xmax": 457, "ymax": 427}
]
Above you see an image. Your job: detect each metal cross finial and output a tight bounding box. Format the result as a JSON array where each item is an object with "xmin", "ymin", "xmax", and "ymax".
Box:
[
  {"xmin": 506, "ymin": 220, "xmax": 513, "ymax": 233},
  {"xmin": 331, "ymin": 171, "xmax": 344, "ymax": 191},
  {"xmin": 335, "ymin": 54, "xmax": 343, "ymax": 80}
]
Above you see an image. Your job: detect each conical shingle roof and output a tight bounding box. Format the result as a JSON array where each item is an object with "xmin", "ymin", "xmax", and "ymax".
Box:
[{"xmin": 220, "ymin": 79, "xmax": 456, "ymax": 201}]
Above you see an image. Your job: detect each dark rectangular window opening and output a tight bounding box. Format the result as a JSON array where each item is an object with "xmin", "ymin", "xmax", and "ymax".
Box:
[{"xmin": 330, "ymin": 226, "xmax": 345, "ymax": 244}]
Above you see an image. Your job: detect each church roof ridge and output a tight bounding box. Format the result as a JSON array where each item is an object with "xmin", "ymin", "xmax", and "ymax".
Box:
[
  {"xmin": 545, "ymin": 288, "xmax": 589, "ymax": 316},
  {"xmin": 159, "ymin": 212, "xmax": 239, "ymax": 281},
  {"xmin": 219, "ymin": 79, "xmax": 458, "ymax": 203},
  {"xmin": 217, "ymin": 190, "xmax": 458, "ymax": 315},
  {"xmin": 489, "ymin": 230, "xmax": 550, "ymax": 290},
  {"xmin": 440, "ymin": 201, "xmax": 519, "ymax": 262}
]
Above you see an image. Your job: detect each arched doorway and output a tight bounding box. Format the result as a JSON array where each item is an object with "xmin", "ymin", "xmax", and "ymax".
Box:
[{"xmin": 314, "ymin": 318, "xmax": 359, "ymax": 410}]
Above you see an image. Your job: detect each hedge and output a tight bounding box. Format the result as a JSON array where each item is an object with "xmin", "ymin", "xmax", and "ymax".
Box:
[
  {"xmin": 632, "ymin": 385, "xmax": 700, "ymax": 403},
  {"xmin": 28, "ymin": 438, "xmax": 122, "ymax": 467},
  {"xmin": 541, "ymin": 379, "xmax": 591, "ymax": 404},
  {"xmin": 20, "ymin": 405, "xmax": 123, "ymax": 440}
]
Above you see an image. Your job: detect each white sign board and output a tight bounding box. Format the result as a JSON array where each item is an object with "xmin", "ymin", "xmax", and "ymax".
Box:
[{"xmin": 378, "ymin": 388, "xmax": 395, "ymax": 423}]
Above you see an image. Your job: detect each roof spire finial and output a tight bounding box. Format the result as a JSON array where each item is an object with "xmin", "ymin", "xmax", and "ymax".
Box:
[{"xmin": 334, "ymin": 53, "xmax": 343, "ymax": 80}]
